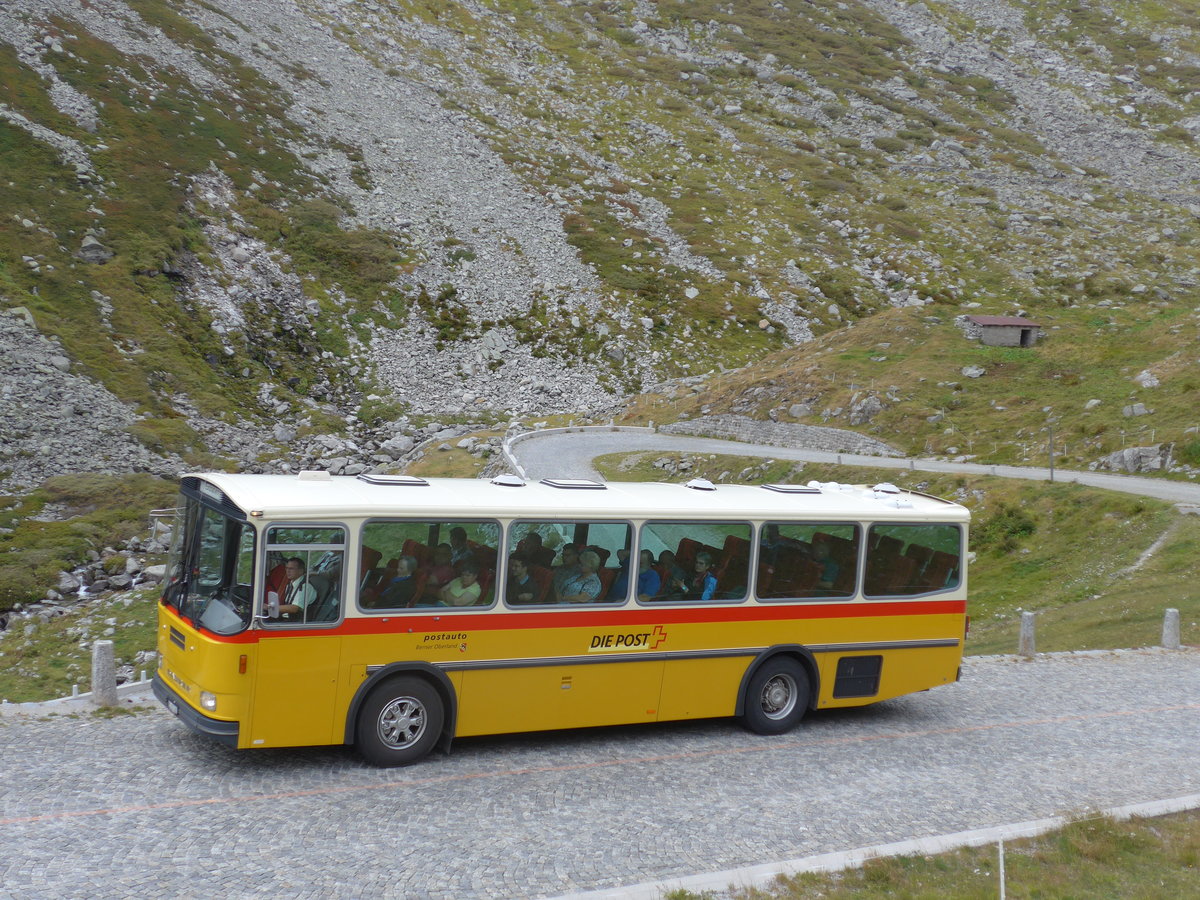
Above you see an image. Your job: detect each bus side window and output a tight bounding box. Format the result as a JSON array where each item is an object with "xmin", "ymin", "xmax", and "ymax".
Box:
[
  {"xmin": 359, "ymin": 519, "xmax": 499, "ymax": 610},
  {"xmin": 511, "ymin": 520, "xmax": 632, "ymax": 605},
  {"xmin": 864, "ymin": 524, "xmax": 961, "ymax": 598},
  {"xmin": 265, "ymin": 526, "xmax": 345, "ymax": 625},
  {"xmin": 640, "ymin": 521, "xmax": 751, "ymax": 603},
  {"xmin": 757, "ymin": 522, "xmax": 858, "ymax": 600}
]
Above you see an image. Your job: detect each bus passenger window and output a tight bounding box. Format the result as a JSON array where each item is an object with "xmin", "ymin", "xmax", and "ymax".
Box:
[
  {"xmin": 865, "ymin": 524, "xmax": 961, "ymax": 598},
  {"xmin": 509, "ymin": 521, "xmax": 632, "ymax": 605},
  {"xmin": 756, "ymin": 522, "xmax": 859, "ymax": 600},
  {"xmin": 640, "ymin": 521, "xmax": 751, "ymax": 603},
  {"xmin": 359, "ymin": 519, "xmax": 499, "ymax": 610}
]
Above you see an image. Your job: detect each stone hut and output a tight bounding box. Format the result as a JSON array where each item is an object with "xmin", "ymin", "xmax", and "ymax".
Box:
[{"xmin": 964, "ymin": 315, "xmax": 1042, "ymax": 348}]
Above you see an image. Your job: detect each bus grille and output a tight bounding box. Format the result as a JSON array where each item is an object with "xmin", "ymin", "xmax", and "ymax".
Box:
[{"xmin": 169, "ymin": 627, "xmax": 185, "ymax": 650}]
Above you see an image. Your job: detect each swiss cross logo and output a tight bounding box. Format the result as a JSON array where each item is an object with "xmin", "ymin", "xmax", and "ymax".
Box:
[{"xmin": 650, "ymin": 625, "xmax": 668, "ymax": 650}]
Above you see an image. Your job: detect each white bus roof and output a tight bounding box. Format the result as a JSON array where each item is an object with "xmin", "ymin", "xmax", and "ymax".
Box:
[{"xmin": 187, "ymin": 473, "xmax": 970, "ymax": 523}]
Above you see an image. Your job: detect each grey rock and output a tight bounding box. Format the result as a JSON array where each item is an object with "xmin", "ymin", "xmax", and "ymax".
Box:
[
  {"xmin": 849, "ymin": 395, "xmax": 885, "ymax": 426},
  {"xmin": 961, "ymin": 365, "xmax": 986, "ymax": 378},
  {"xmin": 56, "ymin": 571, "xmax": 81, "ymax": 594},
  {"xmin": 78, "ymin": 235, "xmax": 113, "ymax": 263}
]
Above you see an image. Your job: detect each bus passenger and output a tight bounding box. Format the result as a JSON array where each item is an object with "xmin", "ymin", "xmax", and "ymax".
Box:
[
  {"xmin": 449, "ymin": 527, "xmax": 473, "ymax": 566},
  {"xmin": 425, "ymin": 544, "xmax": 455, "ymax": 595},
  {"xmin": 376, "ymin": 556, "xmax": 418, "ymax": 608},
  {"xmin": 610, "ymin": 549, "xmax": 661, "ymax": 601},
  {"xmin": 551, "ymin": 545, "xmax": 581, "ymax": 599},
  {"xmin": 506, "ymin": 553, "xmax": 538, "ymax": 605},
  {"xmin": 657, "ymin": 550, "xmax": 687, "ymax": 599},
  {"xmin": 440, "ymin": 560, "xmax": 482, "ymax": 606},
  {"xmin": 278, "ymin": 557, "xmax": 317, "ymax": 618},
  {"xmin": 559, "ymin": 550, "xmax": 602, "ymax": 603},
  {"xmin": 684, "ymin": 551, "xmax": 718, "ymax": 602},
  {"xmin": 812, "ymin": 541, "xmax": 839, "ymax": 593}
]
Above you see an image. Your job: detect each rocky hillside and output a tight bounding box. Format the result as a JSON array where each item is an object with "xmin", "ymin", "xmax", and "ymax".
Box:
[{"xmin": 2, "ymin": 0, "xmax": 1200, "ymax": 494}]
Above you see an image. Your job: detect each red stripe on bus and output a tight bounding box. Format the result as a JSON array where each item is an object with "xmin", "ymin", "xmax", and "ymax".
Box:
[{"xmin": 166, "ymin": 597, "xmax": 966, "ymax": 642}]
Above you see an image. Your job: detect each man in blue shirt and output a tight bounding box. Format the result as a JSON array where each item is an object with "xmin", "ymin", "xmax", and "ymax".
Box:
[{"xmin": 609, "ymin": 549, "xmax": 662, "ymax": 601}]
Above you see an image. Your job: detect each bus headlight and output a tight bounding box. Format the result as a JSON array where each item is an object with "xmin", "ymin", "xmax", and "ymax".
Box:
[{"xmin": 200, "ymin": 691, "xmax": 218, "ymax": 712}]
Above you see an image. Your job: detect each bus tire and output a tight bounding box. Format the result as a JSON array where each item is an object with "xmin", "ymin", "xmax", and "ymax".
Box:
[
  {"xmin": 357, "ymin": 676, "xmax": 444, "ymax": 767},
  {"xmin": 741, "ymin": 657, "xmax": 808, "ymax": 735}
]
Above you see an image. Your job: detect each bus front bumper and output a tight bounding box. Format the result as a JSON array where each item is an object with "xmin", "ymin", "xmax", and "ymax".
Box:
[{"xmin": 153, "ymin": 674, "xmax": 240, "ymax": 748}]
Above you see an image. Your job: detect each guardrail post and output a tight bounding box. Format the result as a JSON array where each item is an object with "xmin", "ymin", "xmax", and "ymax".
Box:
[
  {"xmin": 1162, "ymin": 608, "xmax": 1181, "ymax": 650},
  {"xmin": 1019, "ymin": 611, "xmax": 1036, "ymax": 658},
  {"xmin": 91, "ymin": 639, "xmax": 118, "ymax": 707}
]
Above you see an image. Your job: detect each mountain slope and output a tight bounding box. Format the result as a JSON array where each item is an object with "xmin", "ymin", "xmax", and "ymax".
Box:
[{"xmin": 1, "ymin": 0, "xmax": 1199, "ymax": 492}]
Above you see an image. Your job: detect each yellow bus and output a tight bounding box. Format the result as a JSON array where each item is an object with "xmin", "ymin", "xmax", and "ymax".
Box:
[{"xmin": 153, "ymin": 472, "xmax": 969, "ymax": 766}]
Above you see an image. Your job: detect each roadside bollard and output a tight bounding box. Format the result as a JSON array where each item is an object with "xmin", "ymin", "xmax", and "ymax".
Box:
[
  {"xmin": 91, "ymin": 639, "xmax": 119, "ymax": 707},
  {"xmin": 1019, "ymin": 611, "xmax": 1036, "ymax": 658},
  {"xmin": 1162, "ymin": 608, "xmax": 1181, "ymax": 650}
]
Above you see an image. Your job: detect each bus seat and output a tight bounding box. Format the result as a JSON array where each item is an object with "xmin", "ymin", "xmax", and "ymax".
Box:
[
  {"xmin": 904, "ymin": 543, "xmax": 933, "ymax": 570},
  {"xmin": 358, "ymin": 567, "xmax": 389, "ymax": 605},
  {"xmin": 882, "ymin": 555, "xmax": 920, "ymax": 595},
  {"xmin": 721, "ymin": 534, "xmax": 750, "ymax": 566},
  {"xmin": 474, "ymin": 568, "xmax": 495, "ymax": 604},
  {"xmin": 306, "ymin": 574, "xmax": 340, "ymax": 623},
  {"xmin": 873, "ymin": 535, "xmax": 903, "ymax": 559},
  {"xmin": 529, "ymin": 565, "xmax": 554, "ymax": 602},
  {"xmin": 676, "ymin": 538, "xmax": 703, "ymax": 569},
  {"xmin": 597, "ymin": 566, "xmax": 619, "ymax": 600},
  {"xmin": 922, "ymin": 551, "xmax": 959, "ymax": 589},
  {"xmin": 360, "ymin": 546, "xmax": 382, "ymax": 580},
  {"xmin": 401, "ymin": 539, "xmax": 432, "ymax": 568},
  {"xmin": 756, "ymin": 562, "xmax": 775, "ymax": 597}
]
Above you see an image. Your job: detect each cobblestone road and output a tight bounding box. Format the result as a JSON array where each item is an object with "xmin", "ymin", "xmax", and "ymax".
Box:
[{"xmin": 2, "ymin": 650, "xmax": 1196, "ymax": 899}]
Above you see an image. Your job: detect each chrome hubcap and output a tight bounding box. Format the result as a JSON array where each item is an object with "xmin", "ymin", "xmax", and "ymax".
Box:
[
  {"xmin": 378, "ymin": 696, "xmax": 427, "ymax": 749},
  {"xmin": 761, "ymin": 674, "xmax": 797, "ymax": 720}
]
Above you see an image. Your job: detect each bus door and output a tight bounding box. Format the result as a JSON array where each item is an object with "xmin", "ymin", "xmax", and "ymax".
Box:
[{"xmin": 248, "ymin": 525, "xmax": 347, "ymax": 748}]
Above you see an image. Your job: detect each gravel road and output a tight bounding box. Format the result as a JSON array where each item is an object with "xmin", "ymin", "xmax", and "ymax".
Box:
[
  {"xmin": 1, "ymin": 650, "xmax": 1196, "ymax": 899},
  {"xmin": 510, "ymin": 429, "xmax": 1200, "ymax": 508}
]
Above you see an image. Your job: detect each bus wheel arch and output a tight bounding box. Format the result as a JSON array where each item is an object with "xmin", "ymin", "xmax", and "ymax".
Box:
[
  {"xmin": 345, "ymin": 663, "xmax": 457, "ymax": 762},
  {"xmin": 737, "ymin": 647, "xmax": 817, "ymax": 735}
]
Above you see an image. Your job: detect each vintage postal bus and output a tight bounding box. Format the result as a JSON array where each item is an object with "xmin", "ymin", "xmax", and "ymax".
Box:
[{"xmin": 153, "ymin": 472, "xmax": 969, "ymax": 765}]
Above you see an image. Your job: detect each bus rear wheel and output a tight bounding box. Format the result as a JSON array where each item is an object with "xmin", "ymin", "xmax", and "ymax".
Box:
[
  {"xmin": 741, "ymin": 657, "xmax": 809, "ymax": 735},
  {"xmin": 357, "ymin": 676, "xmax": 443, "ymax": 767}
]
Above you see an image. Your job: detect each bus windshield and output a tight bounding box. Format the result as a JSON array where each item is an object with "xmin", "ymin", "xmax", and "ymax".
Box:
[{"xmin": 163, "ymin": 494, "xmax": 255, "ymax": 635}]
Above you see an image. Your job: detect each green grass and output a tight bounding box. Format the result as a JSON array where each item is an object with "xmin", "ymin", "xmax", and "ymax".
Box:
[
  {"xmin": 0, "ymin": 474, "xmax": 178, "ymax": 611},
  {"xmin": 593, "ymin": 452, "xmax": 1199, "ymax": 655},
  {"xmin": 0, "ymin": 584, "xmax": 160, "ymax": 703},
  {"xmin": 665, "ymin": 810, "xmax": 1200, "ymax": 899}
]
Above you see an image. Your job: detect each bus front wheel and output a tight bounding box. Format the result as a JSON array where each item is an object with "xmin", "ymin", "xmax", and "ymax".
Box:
[
  {"xmin": 357, "ymin": 676, "xmax": 444, "ymax": 767},
  {"xmin": 741, "ymin": 657, "xmax": 809, "ymax": 735}
]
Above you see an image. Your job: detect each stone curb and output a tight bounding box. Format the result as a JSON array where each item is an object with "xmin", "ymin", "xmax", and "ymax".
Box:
[
  {"xmin": 552, "ymin": 792, "xmax": 1200, "ymax": 900},
  {"xmin": 0, "ymin": 677, "xmax": 156, "ymax": 717}
]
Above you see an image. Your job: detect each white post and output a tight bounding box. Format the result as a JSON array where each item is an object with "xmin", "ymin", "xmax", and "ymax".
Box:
[
  {"xmin": 1019, "ymin": 611, "xmax": 1036, "ymax": 658},
  {"xmin": 998, "ymin": 838, "xmax": 1006, "ymax": 900},
  {"xmin": 91, "ymin": 639, "xmax": 119, "ymax": 707},
  {"xmin": 1162, "ymin": 608, "xmax": 1181, "ymax": 650}
]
